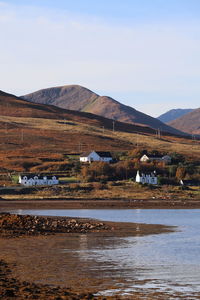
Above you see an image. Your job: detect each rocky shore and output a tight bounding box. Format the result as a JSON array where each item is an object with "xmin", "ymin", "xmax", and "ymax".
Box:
[
  {"xmin": 0, "ymin": 213, "xmax": 112, "ymax": 299},
  {"xmin": 0, "ymin": 213, "xmax": 110, "ymax": 238}
]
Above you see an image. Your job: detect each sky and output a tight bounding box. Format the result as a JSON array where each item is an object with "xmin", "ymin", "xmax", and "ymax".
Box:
[{"xmin": 0, "ymin": 0, "xmax": 200, "ymax": 117}]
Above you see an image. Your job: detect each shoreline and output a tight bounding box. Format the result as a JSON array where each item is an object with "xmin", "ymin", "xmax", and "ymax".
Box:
[
  {"xmin": 1, "ymin": 198, "xmax": 200, "ymax": 209},
  {"xmin": 0, "ymin": 213, "xmax": 175, "ymax": 299}
]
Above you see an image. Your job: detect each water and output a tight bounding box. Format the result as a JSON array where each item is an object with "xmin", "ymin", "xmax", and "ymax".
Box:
[{"xmin": 11, "ymin": 208, "xmax": 200, "ymax": 298}]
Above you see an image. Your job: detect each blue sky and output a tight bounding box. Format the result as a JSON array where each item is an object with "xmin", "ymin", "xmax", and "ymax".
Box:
[{"xmin": 1, "ymin": 0, "xmax": 200, "ymax": 116}]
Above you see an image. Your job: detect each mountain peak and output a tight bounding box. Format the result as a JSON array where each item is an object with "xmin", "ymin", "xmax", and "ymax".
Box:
[
  {"xmin": 158, "ymin": 108, "xmax": 194, "ymax": 123},
  {"xmin": 168, "ymin": 108, "xmax": 200, "ymax": 135},
  {"xmin": 22, "ymin": 85, "xmax": 187, "ymax": 136}
]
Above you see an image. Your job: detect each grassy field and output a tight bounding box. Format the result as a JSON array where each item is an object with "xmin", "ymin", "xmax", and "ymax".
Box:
[
  {"xmin": 0, "ymin": 91, "xmax": 200, "ymax": 176},
  {"xmin": 1, "ymin": 181, "xmax": 200, "ymax": 202}
]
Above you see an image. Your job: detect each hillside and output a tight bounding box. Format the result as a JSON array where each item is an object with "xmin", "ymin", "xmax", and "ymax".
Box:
[
  {"xmin": 168, "ymin": 108, "xmax": 200, "ymax": 135},
  {"xmin": 21, "ymin": 85, "xmax": 186, "ymax": 136},
  {"xmin": 0, "ymin": 90, "xmax": 171, "ymax": 172},
  {"xmin": 158, "ymin": 108, "xmax": 194, "ymax": 123},
  {"xmin": 0, "ymin": 90, "xmax": 171, "ymax": 136},
  {"xmin": 0, "ymin": 90, "xmax": 199, "ymax": 173}
]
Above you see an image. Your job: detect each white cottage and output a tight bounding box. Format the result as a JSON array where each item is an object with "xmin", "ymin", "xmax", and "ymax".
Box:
[
  {"xmin": 80, "ymin": 151, "xmax": 113, "ymax": 163},
  {"xmin": 19, "ymin": 174, "xmax": 59, "ymax": 186},
  {"xmin": 135, "ymin": 170, "xmax": 157, "ymax": 185},
  {"xmin": 140, "ymin": 154, "xmax": 171, "ymax": 164}
]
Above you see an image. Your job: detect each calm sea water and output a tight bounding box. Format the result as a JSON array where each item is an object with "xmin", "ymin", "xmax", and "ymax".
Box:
[{"xmin": 11, "ymin": 209, "xmax": 200, "ymax": 298}]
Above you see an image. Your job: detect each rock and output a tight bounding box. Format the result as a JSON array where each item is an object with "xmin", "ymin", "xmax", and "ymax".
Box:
[
  {"xmin": 4, "ymin": 289, "xmax": 16, "ymax": 297},
  {"xmin": 0, "ymin": 213, "xmax": 110, "ymax": 238}
]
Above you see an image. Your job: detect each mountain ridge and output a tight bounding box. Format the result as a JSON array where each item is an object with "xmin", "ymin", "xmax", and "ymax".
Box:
[
  {"xmin": 21, "ymin": 85, "xmax": 186, "ymax": 136},
  {"xmin": 168, "ymin": 108, "xmax": 200, "ymax": 135},
  {"xmin": 158, "ymin": 108, "xmax": 194, "ymax": 123},
  {"xmin": 0, "ymin": 89, "xmax": 174, "ymax": 136}
]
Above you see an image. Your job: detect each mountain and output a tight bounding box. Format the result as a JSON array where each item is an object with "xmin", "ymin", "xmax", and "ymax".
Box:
[
  {"xmin": 0, "ymin": 90, "xmax": 173, "ymax": 136},
  {"xmin": 0, "ymin": 89, "xmax": 136, "ymax": 171},
  {"xmin": 0, "ymin": 90, "xmax": 199, "ymax": 172},
  {"xmin": 168, "ymin": 108, "xmax": 200, "ymax": 135},
  {"xmin": 21, "ymin": 85, "xmax": 186, "ymax": 136},
  {"xmin": 158, "ymin": 108, "xmax": 194, "ymax": 123}
]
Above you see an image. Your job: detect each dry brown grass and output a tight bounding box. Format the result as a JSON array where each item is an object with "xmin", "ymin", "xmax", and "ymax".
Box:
[
  {"xmin": 0, "ymin": 114, "xmax": 199, "ymax": 172},
  {"xmin": 0, "ymin": 91, "xmax": 199, "ymax": 172}
]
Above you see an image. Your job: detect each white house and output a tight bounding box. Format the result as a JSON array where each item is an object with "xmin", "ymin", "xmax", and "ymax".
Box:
[
  {"xmin": 140, "ymin": 154, "xmax": 171, "ymax": 164},
  {"xmin": 80, "ymin": 151, "xmax": 113, "ymax": 163},
  {"xmin": 135, "ymin": 170, "xmax": 158, "ymax": 185},
  {"xmin": 19, "ymin": 174, "xmax": 59, "ymax": 186}
]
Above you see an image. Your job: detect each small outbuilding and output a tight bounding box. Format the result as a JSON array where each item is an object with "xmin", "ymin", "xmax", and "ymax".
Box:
[
  {"xmin": 140, "ymin": 154, "xmax": 171, "ymax": 164},
  {"xmin": 80, "ymin": 151, "xmax": 113, "ymax": 163}
]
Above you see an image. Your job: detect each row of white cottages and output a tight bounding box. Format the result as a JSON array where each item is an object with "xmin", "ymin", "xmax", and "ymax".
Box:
[
  {"xmin": 19, "ymin": 175, "xmax": 59, "ymax": 186},
  {"xmin": 19, "ymin": 171, "xmax": 157, "ymax": 186}
]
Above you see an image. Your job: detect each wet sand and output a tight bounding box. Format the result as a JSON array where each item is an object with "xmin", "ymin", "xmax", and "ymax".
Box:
[{"xmin": 0, "ymin": 212, "xmax": 178, "ymax": 299}]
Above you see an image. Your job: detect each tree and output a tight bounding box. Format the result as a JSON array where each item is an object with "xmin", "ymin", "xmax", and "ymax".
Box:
[
  {"xmin": 175, "ymin": 166, "xmax": 186, "ymax": 180},
  {"xmin": 168, "ymin": 165, "xmax": 177, "ymax": 177}
]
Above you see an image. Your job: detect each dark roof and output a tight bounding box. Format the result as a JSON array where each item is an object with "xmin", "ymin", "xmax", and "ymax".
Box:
[
  {"xmin": 143, "ymin": 154, "xmax": 171, "ymax": 159},
  {"xmin": 181, "ymin": 179, "xmax": 199, "ymax": 186},
  {"xmin": 20, "ymin": 174, "xmax": 57, "ymax": 180},
  {"xmin": 137, "ymin": 171, "xmax": 157, "ymax": 177},
  {"xmin": 80, "ymin": 151, "xmax": 112, "ymax": 158},
  {"xmin": 96, "ymin": 151, "xmax": 112, "ymax": 158}
]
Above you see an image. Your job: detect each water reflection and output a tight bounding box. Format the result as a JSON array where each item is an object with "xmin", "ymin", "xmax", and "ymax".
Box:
[{"xmin": 8, "ymin": 208, "xmax": 200, "ymax": 298}]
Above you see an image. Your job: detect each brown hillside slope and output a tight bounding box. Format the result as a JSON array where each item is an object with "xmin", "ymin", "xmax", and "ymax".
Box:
[
  {"xmin": 0, "ymin": 90, "xmax": 199, "ymax": 172},
  {"xmin": 22, "ymin": 85, "xmax": 186, "ymax": 136},
  {"xmin": 0, "ymin": 90, "xmax": 132, "ymax": 171},
  {"xmin": 0, "ymin": 90, "xmax": 169, "ymax": 135},
  {"xmin": 168, "ymin": 108, "xmax": 200, "ymax": 135}
]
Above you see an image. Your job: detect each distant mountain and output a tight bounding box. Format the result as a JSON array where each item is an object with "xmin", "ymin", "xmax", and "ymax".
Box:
[
  {"xmin": 0, "ymin": 89, "xmax": 175, "ymax": 137},
  {"xmin": 168, "ymin": 108, "xmax": 200, "ymax": 135},
  {"xmin": 158, "ymin": 109, "xmax": 194, "ymax": 123},
  {"xmin": 22, "ymin": 85, "xmax": 186, "ymax": 136}
]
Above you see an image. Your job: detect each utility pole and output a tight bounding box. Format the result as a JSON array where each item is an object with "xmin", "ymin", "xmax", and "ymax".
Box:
[
  {"xmin": 21, "ymin": 129, "xmax": 24, "ymax": 142},
  {"xmin": 5, "ymin": 123, "xmax": 7, "ymax": 134},
  {"xmin": 78, "ymin": 142, "xmax": 82, "ymax": 152},
  {"xmin": 112, "ymin": 120, "xmax": 115, "ymax": 132},
  {"xmin": 157, "ymin": 128, "xmax": 161, "ymax": 139},
  {"xmin": 136, "ymin": 133, "xmax": 139, "ymax": 148}
]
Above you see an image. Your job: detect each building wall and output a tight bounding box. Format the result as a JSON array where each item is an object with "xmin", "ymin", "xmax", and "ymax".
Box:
[
  {"xmin": 80, "ymin": 151, "xmax": 112, "ymax": 163},
  {"xmin": 19, "ymin": 176, "xmax": 59, "ymax": 186},
  {"xmin": 140, "ymin": 155, "xmax": 149, "ymax": 162},
  {"xmin": 135, "ymin": 171, "xmax": 157, "ymax": 185}
]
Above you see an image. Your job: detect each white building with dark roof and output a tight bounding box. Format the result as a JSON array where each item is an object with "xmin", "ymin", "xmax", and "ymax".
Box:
[
  {"xmin": 19, "ymin": 174, "xmax": 59, "ymax": 186},
  {"xmin": 80, "ymin": 151, "xmax": 113, "ymax": 163},
  {"xmin": 135, "ymin": 170, "xmax": 157, "ymax": 185},
  {"xmin": 140, "ymin": 154, "xmax": 171, "ymax": 164}
]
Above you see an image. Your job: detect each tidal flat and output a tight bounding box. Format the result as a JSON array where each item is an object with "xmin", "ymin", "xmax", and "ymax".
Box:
[{"xmin": 0, "ymin": 210, "xmax": 175, "ymax": 299}]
